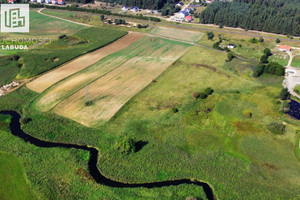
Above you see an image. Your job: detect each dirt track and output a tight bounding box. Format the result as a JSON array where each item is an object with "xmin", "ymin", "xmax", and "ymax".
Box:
[{"xmin": 27, "ymin": 33, "xmax": 143, "ymax": 93}]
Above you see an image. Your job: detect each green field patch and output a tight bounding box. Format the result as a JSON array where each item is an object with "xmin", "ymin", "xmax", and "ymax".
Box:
[
  {"xmin": 0, "ymin": 152, "xmax": 36, "ymax": 200},
  {"xmin": 150, "ymin": 27, "xmax": 203, "ymax": 43},
  {"xmin": 0, "ymin": 56, "xmax": 20, "ymax": 85},
  {"xmin": 292, "ymin": 55, "xmax": 300, "ymax": 67}
]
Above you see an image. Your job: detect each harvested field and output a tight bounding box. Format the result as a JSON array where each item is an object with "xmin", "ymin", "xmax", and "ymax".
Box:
[
  {"xmin": 150, "ymin": 27, "xmax": 203, "ymax": 43},
  {"xmin": 54, "ymin": 38, "xmax": 189, "ymax": 127},
  {"xmin": 27, "ymin": 33, "xmax": 143, "ymax": 93}
]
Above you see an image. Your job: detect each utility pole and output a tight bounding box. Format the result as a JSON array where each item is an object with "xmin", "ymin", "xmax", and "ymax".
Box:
[{"xmin": 84, "ymin": 86, "xmax": 90, "ymax": 105}]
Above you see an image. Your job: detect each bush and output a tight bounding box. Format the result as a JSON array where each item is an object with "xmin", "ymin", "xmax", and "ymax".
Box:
[
  {"xmin": 249, "ymin": 37, "xmax": 258, "ymax": 43},
  {"xmin": 276, "ymin": 38, "xmax": 281, "ymax": 43},
  {"xmin": 192, "ymin": 92, "xmax": 199, "ymax": 99},
  {"xmin": 227, "ymin": 51, "xmax": 234, "ymax": 61},
  {"xmin": 260, "ymin": 55, "xmax": 268, "ymax": 64},
  {"xmin": 264, "ymin": 48, "xmax": 272, "ymax": 57},
  {"xmin": 264, "ymin": 62, "xmax": 284, "ymax": 76},
  {"xmin": 242, "ymin": 110, "xmax": 252, "ymax": 118},
  {"xmin": 253, "ymin": 63, "xmax": 265, "ymax": 77},
  {"xmin": 204, "ymin": 87, "xmax": 214, "ymax": 95},
  {"xmin": 58, "ymin": 34, "xmax": 67, "ymax": 39},
  {"xmin": 280, "ymin": 101, "xmax": 290, "ymax": 113},
  {"xmin": 198, "ymin": 92, "xmax": 208, "ymax": 99},
  {"xmin": 172, "ymin": 107, "xmax": 179, "ymax": 113},
  {"xmin": 279, "ymin": 88, "xmax": 290, "ymax": 100},
  {"xmin": 85, "ymin": 100, "xmax": 93, "ymax": 106},
  {"xmin": 207, "ymin": 31, "xmax": 214, "ymax": 40},
  {"xmin": 259, "ymin": 37, "xmax": 264, "ymax": 43},
  {"xmin": 115, "ymin": 136, "xmax": 136, "ymax": 154},
  {"xmin": 267, "ymin": 122, "xmax": 285, "ymax": 135}
]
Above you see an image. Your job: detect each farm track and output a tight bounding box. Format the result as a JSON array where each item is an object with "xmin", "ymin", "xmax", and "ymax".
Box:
[{"xmin": 0, "ymin": 111, "xmax": 216, "ymax": 200}]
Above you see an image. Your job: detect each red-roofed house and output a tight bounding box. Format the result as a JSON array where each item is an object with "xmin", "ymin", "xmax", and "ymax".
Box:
[
  {"xmin": 279, "ymin": 45, "xmax": 292, "ymax": 52},
  {"xmin": 58, "ymin": 0, "xmax": 65, "ymax": 5},
  {"xmin": 7, "ymin": 0, "xmax": 15, "ymax": 3},
  {"xmin": 185, "ymin": 16, "xmax": 192, "ymax": 22}
]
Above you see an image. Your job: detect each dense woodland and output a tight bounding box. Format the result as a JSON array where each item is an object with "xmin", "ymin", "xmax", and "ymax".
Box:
[{"xmin": 200, "ymin": 0, "xmax": 300, "ymax": 36}]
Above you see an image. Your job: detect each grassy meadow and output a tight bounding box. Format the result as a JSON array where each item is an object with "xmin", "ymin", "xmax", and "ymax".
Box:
[
  {"xmin": 0, "ymin": 56, "xmax": 20, "ymax": 85},
  {"xmin": 1, "ymin": 8, "xmax": 300, "ymax": 200},
  {"xmin": 0, "ymin": 151, "xmax": 36, "ymax": 200},
  {"xmin": 292, "ymin": 55, "xmax": 300, "ymax": 67},
  {"xmin": 32, "ymin": 37, "xmax": 190, "ymax": 127}
]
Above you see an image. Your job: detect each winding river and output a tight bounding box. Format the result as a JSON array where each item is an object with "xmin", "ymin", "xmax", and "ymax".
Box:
[{"xmin": 0, "ymin": 111, "xmax": 216, "ymax": 200}]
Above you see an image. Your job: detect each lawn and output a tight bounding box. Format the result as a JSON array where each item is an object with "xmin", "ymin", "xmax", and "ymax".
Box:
[
  {"xmin": 0, "ymin": 152, "xmax": 36, "ymax": 200},
  {"xmin": 292, "ymin": 55, "xmax": 300, "ymax": 67}
]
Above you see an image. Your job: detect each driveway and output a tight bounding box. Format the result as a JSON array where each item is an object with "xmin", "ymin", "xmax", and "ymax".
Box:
[{"xmin": 283, "ymin": 50, "xmax": 300, "ymax": 99}]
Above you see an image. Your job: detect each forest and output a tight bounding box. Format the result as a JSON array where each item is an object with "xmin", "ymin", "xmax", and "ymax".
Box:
[{"xmin": 200, "ymin": 0, "xmax": 300, "ymax": 36}]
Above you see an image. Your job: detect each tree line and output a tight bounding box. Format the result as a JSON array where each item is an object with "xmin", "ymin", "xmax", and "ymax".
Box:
[{"xmin": 200, "ymin": 0, "xmax": 300, "ymax": 36}]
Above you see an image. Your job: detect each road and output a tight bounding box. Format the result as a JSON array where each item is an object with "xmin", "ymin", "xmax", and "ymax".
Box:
[
  {"xmin": 283, "ymin": 51, "xmax": 300, "ymax": 99},
  {"xmin": 40, "ymin": 8, "xmax": 300, "ymax": 43}
]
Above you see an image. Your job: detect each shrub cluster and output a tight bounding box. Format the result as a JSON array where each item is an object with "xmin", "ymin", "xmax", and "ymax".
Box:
[
  {"xmin": 114, "ymin": 136, "xmax": 136, "ymax": 154},
  {"xmin": 267, "ymin": 122, "xmax": 285, "ymax": 135},
  {"xmin": 193, "ymin": 87, "xmax": 214, "ymax": 99}
]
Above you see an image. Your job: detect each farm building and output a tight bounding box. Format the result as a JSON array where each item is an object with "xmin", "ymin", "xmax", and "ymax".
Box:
[
  {"xmin": 153, "ymin": 10, "xmax": 159, "ymax": 14},
  {"xmin": 184, "ymin": 7, "xmax": 192, "ymax": 13},
  {"xmin": 278, "ymin": 45, "xmax": 292, "ymax": 52},
  {"xmin": 228, "ymin": 44, "xmax": 236, "ymax": 49},
  {"xmin": 122, "ymin": 6, "xmax": 129, "ymax": 11},
  {"xmin": 185, "ymin": 16, "xmax": 192, "ymax": 22},
  {"xmin": 177, "ymin": 11, "xmax": 188, "ymax": 17},
  {"xmin": 130, "ymin": 6, "xmax": 140, "ymax": 12}
]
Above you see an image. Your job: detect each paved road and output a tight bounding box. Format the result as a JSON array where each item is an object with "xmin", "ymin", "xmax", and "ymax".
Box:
[
  {"xmin": 283, "ymin": 51, "xmax": 300, "ymax": 99},
  {"xmin": 40, "ymin": 8, "xmax": 300, "ymax": 43}
]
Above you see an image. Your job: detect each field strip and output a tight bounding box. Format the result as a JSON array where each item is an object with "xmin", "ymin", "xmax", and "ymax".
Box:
[
  {"xmin": 33, "ymin": 37, "xmax": 160, "ymax": 112},
  {"xmin": 150, "ymin": 27, "xmax": 203, "ymax": 43},
  {"xmin": 53, "ymin": 38, "xmax": 190, "ymax": 127},
  {"xmin": 27, "ymin": 33, "xmax": 143, "ymax": 93}
]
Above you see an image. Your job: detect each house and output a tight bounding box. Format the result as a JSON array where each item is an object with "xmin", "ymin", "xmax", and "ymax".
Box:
[
  {"xmin": 185, "ymin": 15, "xmax": 192, "ymax": 22},
  {"xmin": 206, "ymin": 0, "xmax": 213, "ymax": 3},
  {"xmin": 177, "ymin": 11, "xmax": 188, "ymax": 18},
  {"xmin": 46, "ymin": 0, "xmax": 52, "ymax": 4},
  {"xmin": 52, "ymin": 0, "xmax": 58, "ymax": 4},
  {"xmin": 7, "ymin": 0, "xmax": 15, "ymax": 3},
  {"xmin": 195, "ymin": 0, "xmax": 200, "ymax": 2},
  {"xmin": 176, "ymin": 2, "xmax": 184, "ymax": 6},
  {"xmin": 184, "ymin": 7, "xmax": 191, "ymax": 13},
  {"xmin": 147, "ymin": 9, "xmax": 153, "ymax": 13},
  {"xmin": 190, "ymin": 4, "xmax": 200, "ymax": 7},
  {"xmin": 58, "ymin": 0, "xmax": 64, "ymax": 4},
  {"xmin": 153, "ymin": 10, "xmax": 159, "ymax": 14},
  {"xmin": 228, "ymin": 44, "xmax": 236, "ymax": 49},
  {"xmin": 31, "ymin": 0, "xmax": 37, "ymax": 2},
  {"xmin": 279, "ymin": 45, "xmax": 292, "ymax": 52},
  {"xmin": 122, "ymin": 6, "xmax": 129, "ymax": 11},
  {"xmin": 130, "ymin": 6, "xmax": 140, "ymax": 12},
  {"xmin": 37, "ymin": 0, "xmax": 45, "ymax": 3}
]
